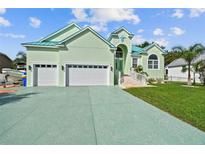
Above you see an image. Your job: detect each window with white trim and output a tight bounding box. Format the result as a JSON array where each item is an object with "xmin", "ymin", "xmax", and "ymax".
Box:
[
  {"xmin": 148, "ymin": 54, "xmax": 158, "ymax": 69},
  {"xmin": 132, "ymin": 58, "xmax": 138, "ymax": 68}
]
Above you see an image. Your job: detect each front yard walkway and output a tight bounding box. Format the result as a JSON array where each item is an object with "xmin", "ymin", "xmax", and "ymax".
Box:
[{"xmin": 0, "ymin": 86, "xmax": 205, "ymax": 144}]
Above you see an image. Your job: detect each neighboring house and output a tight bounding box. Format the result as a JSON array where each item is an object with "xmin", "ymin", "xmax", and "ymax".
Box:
[
  {"xmin": 0, "ymin": 52, "xmax": 13, "ymax": 73},
  {"xmin": 193, "ymin": 51, "xmax": 205, "ymax": 83},
  {"xmin": 22, "ymin": 23, "xmax": 165, "ymax": 87},
  {"xmin": 166, "ymin": 52, "xmax": 205, "ymax": 83}
]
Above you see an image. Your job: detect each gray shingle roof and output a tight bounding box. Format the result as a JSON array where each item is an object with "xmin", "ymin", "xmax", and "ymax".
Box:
[
  {"xmin": 167, "ymin": 58, "xmax": 187, "ymax": 67},
  {"xmin": 193, "ymin": 51, "xmax": 205, "ymax": 63},
  {"xmin": 167, "ymin": 51, "xmax": 205, "ymax": 67},
  {"xmin": 0, "ymin": 52, "xmax": 12, "ymax": 62}
]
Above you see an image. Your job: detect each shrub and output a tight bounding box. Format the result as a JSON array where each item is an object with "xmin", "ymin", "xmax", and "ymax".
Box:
[
  {"xmin": 134, "ymin": 65, "xmax": 148, "ymax": 76},
  {"xmin": 156, "ymin": 78, "xmax": 164, "ymax": 83},
  {"xmin": 147, "ymin": 78, "xmax": 156, "ymax": 84}
]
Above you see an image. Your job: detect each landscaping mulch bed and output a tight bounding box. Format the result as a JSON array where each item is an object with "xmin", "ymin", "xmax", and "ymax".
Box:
[
  {"xmin": 0, "ymin": 89, "xmax": 16, "ymax": 94},
  {"xmin": 0, "ymin": 84, "xmax": 19, "ymax": 94}
]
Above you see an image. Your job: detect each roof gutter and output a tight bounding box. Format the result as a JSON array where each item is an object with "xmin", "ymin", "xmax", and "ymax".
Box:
[{"xmin": 21, "ymin": 44, "xmax": 60, "ymax": 49}]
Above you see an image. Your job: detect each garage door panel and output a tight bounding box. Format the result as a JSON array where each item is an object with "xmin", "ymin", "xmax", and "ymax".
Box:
[
  {"xmin": 34, "ymin": 64, "xmax": 58, "ymax": 86},
  {"xmin": 38, "ymin": 68, "xmax": 57, "ymax": 86},
  {"xmin": 67, "ymin": 65, "xmax": 109, "ymax": 86}
]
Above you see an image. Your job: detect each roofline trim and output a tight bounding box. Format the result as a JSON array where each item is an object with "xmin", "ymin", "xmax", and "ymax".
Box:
[
  {"xmin": 144, "ymin": 43, "xmax": 166, "ymax": 53},
  {"xmin": 111, "ymin": 27, "xmax": 134, "ymax": 36},
  {"xmin": 21, "ymin": 44, "xmax": 60, "ymax": 48},
  {"xmin": 39, "ymin": 22, "xmax": 81, "ymax": 42},
  {"xmin": 107, "ymin": 27, "xmax": 134, "ymax": 41},
  {"xmin": 58, "ymin": 26, "xmax": 116, "ymax": 49}
]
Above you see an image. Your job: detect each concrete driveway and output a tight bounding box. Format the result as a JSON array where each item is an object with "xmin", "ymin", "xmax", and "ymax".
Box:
[{"xmin": 0, "ymin": 86, "xmax": 205, "ymax": 144}]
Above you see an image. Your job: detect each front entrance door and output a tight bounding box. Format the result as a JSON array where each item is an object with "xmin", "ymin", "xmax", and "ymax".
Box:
[
  {"xmin": 115, "ymin": 58, "xmax": 123, "ymax": 73},
  {"xmin": 114, "ymin": 47, "xmax": 124, "ymax": 84},
  {"xmin": 114, "ymin": 58, "xmax": 123, "ymax": 85}
]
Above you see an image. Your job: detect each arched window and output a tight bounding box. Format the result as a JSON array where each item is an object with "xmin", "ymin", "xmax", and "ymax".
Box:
[
  {"xmin": 148, "ymin": 54, "xmax": 158, "ymax": 69},
  {"xmin": 116, "ymin": 47, "xmax": 123, "ymax": 58}
]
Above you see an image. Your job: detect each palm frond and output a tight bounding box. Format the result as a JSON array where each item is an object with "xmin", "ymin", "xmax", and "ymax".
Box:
[
  {"xmin": 190, "ymin": 43, "xmax": 205, "ymax": 53},
  {"xmin": 172, "ymin": 46, "xmax": 185, "ymax": 52},
  {"xmin": 181, "ymin": 65, "xmax": 188, "ymax": 73}
]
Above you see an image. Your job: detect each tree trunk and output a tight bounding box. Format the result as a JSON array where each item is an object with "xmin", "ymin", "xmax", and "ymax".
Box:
[
  {"xmin": 204, "ymin": 77, "xmax": 205, "ymax": 86},
  {"xmin": 188, "ymin": 63, "xmax": 192, "ymax": 85},
  {"xmin": 193, "ymin": 71, "xmax": 196, "ymax": 85}
]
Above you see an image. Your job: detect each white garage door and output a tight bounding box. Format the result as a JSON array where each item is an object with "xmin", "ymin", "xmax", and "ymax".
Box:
[
  {"xmin": 34, "ymin": 64, "xmax": 58, "ymax": 86},
  {"xmin": 66, "ymin": 64, "xmax": 109, "ymax": 86}
]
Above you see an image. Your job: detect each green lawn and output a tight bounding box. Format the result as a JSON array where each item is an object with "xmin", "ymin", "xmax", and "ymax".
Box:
[{"xmin": 125, "ymin": 82, "xmax": 205, "ymax": 132}]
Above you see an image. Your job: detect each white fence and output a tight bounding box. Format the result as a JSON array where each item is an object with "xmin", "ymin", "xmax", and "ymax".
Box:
[{"xmin": 168, "ymin": 76, "xmax": 201, "ymax": 83}]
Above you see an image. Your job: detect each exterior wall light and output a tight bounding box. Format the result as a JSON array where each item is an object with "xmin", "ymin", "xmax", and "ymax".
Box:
[
  {"xmin": 61, "ymin": 65, "xmax": 64, "ymax": 71},
  {"xmin": 28, "ymin": 65, "xmax": 32, "ymax": 71}
]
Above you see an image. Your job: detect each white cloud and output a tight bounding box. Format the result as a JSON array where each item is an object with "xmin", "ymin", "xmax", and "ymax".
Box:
[
  {"xmin": 0, "ymin": 16, "xmax": 11, "ymax": 27},
  {"xmin": 90, "ymin": 23, "xmax": 107, "ymax": 32},
  {"xmin": 189, "ymin": 8, "xmax": 205, "ymax": 18},
  {"xmin": 154, "ymin": 38, "xmax": 169, "ymax": 47},
  {"xmin": 171, "ymin": 9, "xmax": 184, "ymax": 18},
  {"xmin": 0, "ymin": 33, "xmax": 25, "ymax": 39},
  {"xmin": 132, "ymin": 35, "xmax": 146, "ymax": 45},
  {"xmin": 153, "ymin": 28, "xmax": 164, "ymax": 36},
  {"xmin": 0, "ymin": 8, "xmax": 6, "ymax": 14},
  {"xmin": 90, "ymin": 9, "xmax": 140, "ymax": 24},
  {"xmin": 170, "ymin": 27, "xmax": 185, "ymax": 36},
  {"xmin": 29, "ymin": 17, "xmax": 41, "ymax": 28},
  {"xmin": 71, "ymin": 8, "xmax": 140, "ymax": 32},
  {"xmin": 72, "ymin": 8, "xmax": 88, "ymax": 22},
  {"xmin": 137, "ymin": 29, "xmax": 144, "ymax": 33}
]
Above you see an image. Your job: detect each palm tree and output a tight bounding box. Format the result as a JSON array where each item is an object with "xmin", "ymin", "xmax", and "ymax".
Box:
[
  {"xmin": 172, "ymin": 44, "xmax": 205, "ymax": 85},
  {"xmin": 192, "ymin": 61, "xmax": 204, "ymax": 84},
  {"xmin": 13, "ymin": 51, "xmax": 26, "ymax": 68},
  {"xmin": 15, "ymin": 51, "xmax": 26, "ymax": 63},
  {"xmin": 197, "ymin": 61, "xmax": 205, "ymax": 85}
]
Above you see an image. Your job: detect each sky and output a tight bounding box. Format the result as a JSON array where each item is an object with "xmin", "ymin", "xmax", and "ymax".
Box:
[{"xmin": 1, "ymin": 8, "xmax": 205, "ymax": 59}]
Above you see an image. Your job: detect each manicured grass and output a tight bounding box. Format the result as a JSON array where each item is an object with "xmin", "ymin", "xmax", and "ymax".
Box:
[{"xmin": 125, "ymin": 82, "xmax": 205, "ymax": 132}]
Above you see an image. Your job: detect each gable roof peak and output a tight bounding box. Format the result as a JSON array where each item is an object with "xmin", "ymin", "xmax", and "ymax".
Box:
[
  {"xmin": 143, "ymin": 42, "xmax": 165, "ymax": 53},
  {"xmin": 39, "ymin": 22, "xmax": 81, "ymax": 42},
  {"xmin": 58, "ymin": 25, "xmax": 116, "ymax": 49},
  {"xmin": 111, "ymin": 26, "xmax": 134, "ymax": 36}
]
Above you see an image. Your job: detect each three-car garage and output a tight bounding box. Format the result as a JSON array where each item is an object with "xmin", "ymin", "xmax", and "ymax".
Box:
[
  {"xmin": 24, "ymin": 24, "xmax": 117, "ymax": 87},
  {"xmin": 32, "ymin": 63, "xmax": 110, "ymax": 86}
]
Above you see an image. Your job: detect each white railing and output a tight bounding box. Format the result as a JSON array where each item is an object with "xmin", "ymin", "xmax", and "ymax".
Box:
[
  {"xmin": 130, "ymin": 71, "xmax": 147, "ymax": 86},
  {"xmin": 118, "ymin": 71, "xmax": 125, "ymax": 86}
]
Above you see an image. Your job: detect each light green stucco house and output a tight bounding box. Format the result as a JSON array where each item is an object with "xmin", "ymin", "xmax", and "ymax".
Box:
[{"xmin": 22, "ymin": 23, "xmax": 165, "ymax": 87}]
